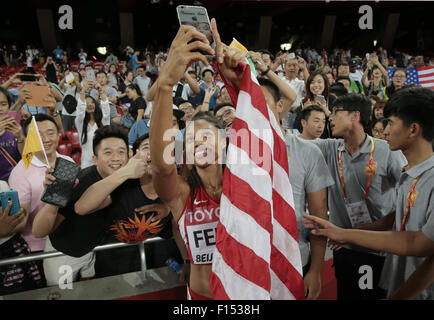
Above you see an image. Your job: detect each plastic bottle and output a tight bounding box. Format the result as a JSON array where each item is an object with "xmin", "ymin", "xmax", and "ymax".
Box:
[{"xmin": 165, "ymin": 258, "xmax": 182, "ymax": 275}]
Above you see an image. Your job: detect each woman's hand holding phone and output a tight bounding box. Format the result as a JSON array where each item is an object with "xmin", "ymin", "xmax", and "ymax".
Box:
[
  {"xmin": 159, "ymin": 25, "xmax": 214, "ymax": 88},
  {"xmin": 0, "ymin": 204, "xmax": 26, "ymax": 238}
]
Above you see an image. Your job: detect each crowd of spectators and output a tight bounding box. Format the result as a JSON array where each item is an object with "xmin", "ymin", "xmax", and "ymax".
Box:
[{"xmin": 0, "ymin": 26, "xmax": 433, "ymax": 301}]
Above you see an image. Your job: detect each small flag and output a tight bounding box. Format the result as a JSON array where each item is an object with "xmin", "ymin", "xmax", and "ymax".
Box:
[
  {"xmin": 22, "ymin": 117, "xmax": 48, "ymax": 169},
  {"xmin": 387, "ymin": 66, "xmax": 434, "ymax": 89}
]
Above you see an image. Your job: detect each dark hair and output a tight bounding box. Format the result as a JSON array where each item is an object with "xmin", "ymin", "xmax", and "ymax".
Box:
[
  {"xmin": 92, "ymin": 124, "xmax": 129, "ymax": 156},
  {"xmin": 329, "ymin": 83, "xmax": 348, "ymax": 97},
  {"xmin": 305, "ymin": 70, "xmax": 329, "ymax": 101},
  {"xmin": 81, "ymin": 96, "xmax": 103, "ymax": 145},
  {"xmin": 213, "ymin": 102, "xmax": 234, "ymax": 116},
  {"xmin": 96, "ymin": 70, "xmax": 107, "ymax": 77},
  {"xmin": 368, "ymin": 95, "xmax": 381, "ymax": 103},
  {"xmin": 126, "ymin": 83, "xmax": 142, "ymax": 97},
  {"xmin": 258, "ymin": 77, "xmax": 281, "ymax": 103},
  {"xmin": 108, "ymin": 64, "xmax": 117, "ymax": 73},
  {"xmin": 173, "ymin": 97, "xmax": 188, "ymax": 107},
  {"xmin": 370, "ymin": 117, "xmax": 389, "ymax": 136},
  {"xmin": 336, "ymin": 75, "xmax": 351, "ymax": 83},
  {"xmin": 136, "ymin": 65, "xmax": 146, "ymax": 72},
  {"xmin": 23, "ymin": 114, "xmax": 59, "ymax": 136},
  {"xmin": 185, "ymin": 112, "xmax": 225, "ymax": 209},
  {"xmin": 0, "ymin": 87, "xmax": 12, "ymax": 107},
  {"xmin": 392, "ymin": 68, "xmax": 407, "ymax": 78},
  {"xmin": 132, "ymin": 133, "xmax": 149, "ymax": 155},
  {"xmin": 258, "ymin": 49, "xmax": 274, "ymax": 61},
  {"xmin": 331, "ymin": 93, "xmax": 371, "ymax": 130},
  {"xmin": 301, "ymin": 105, "xmax": 326, "ymax": 122},
  {"xmin": 384, "ymin": 87, "xmax": 434, "ymax": 142}
]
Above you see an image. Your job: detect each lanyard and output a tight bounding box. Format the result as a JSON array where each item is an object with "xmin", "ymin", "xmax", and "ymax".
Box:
[
  {"xmin": 338, "ymin": 136, "xmax": 375, "ymax": 200},
  {"xmin": 399, "ymin": 176, "xmax": 420, "ymax": 232}
]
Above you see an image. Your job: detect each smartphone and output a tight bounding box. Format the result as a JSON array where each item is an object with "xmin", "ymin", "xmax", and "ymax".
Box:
[
  {"xmin": 65, "ymin": 72, "xmax": 75, "ymax": 84},
  {"xmin": 176, "ymin": 5, "xmax": 215, "ymax": 55},
  {"xmin": 288, "ymin": 53, "xmax": 296, "ymax": 59},
  {"xmin": 23, "ymin": 84, "xmax": 54, "ymax": 108},
  {"xmin": 41, "ymin": 157, "xmax": 81, "ymax": 208},
  {"xmin": 317, "ymin": 95, "xmax": 326, "ymax": 103},
  {"xmin": 86, "ymin": 69, "xmax": 96, "ymax": 82},
  {"xmin": 20, "ymin": 74, "xmax": 37, "ymax": 82},
  {"xmin": 0, "ymin": 190, "xmax": 21, "ymax": 216}
]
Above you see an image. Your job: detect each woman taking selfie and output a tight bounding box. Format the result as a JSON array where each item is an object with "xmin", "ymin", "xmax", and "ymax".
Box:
[
  {"xmin": 75, "ymin": 80, "xmax": 110, "ymax": 168},
  {"xmin": 150, "ymin": 21, "xmax": 241, "ymax": 300}
]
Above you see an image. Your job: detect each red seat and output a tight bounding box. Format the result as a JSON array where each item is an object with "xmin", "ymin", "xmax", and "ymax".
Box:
[
  {"xmin": 71, "ymin": 152, "xmax": 81, "ymax": 165},
  {"xmin": 65, "ymin": 130, "xmax": 81, "ymax": 150},
  {"xmin": 57, "ymin": 143, "xmax": 72, "ymax": 157}
]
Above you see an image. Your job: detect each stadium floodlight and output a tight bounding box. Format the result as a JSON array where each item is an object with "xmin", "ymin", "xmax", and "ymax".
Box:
[
  {"xmin": 280, "ymin": 43, "xmax": 292, "ymax": 51},
  {"xmin": 97, "ymin": 47, "xmax": 107, "ymax": 55}
]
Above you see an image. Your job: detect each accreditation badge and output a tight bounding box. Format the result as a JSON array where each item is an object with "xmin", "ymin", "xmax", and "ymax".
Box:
[{"xmin": 345, "ymin": 200, "xmax": 372, "ymax": 228}]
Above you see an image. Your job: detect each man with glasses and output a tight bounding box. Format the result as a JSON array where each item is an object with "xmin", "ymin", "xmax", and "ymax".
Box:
[
  {"xmin": 310, "ymin": 93, "xmax": 406, "ymax": 300},
  {"xmin": 213, "ymin": 102, "xmax": 235, "ymax": 136}
]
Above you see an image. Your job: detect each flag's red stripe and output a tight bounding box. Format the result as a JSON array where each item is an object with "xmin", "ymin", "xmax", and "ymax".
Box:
[
  {"xmin": 230, "ymin": 118, "xmax": 274, "ymax": 174},
  {"xmin": 270, "ymin": 246, "xmax": 305, "ymax": 300},
  {"xmin": 272, "ymin": 128, "xmax": 290, "ymax": 174},
  {"xmin": 272, "ymin": 190, "xmax": 299, "ymax": 242},
  {"xmin": 214, "ymin": 222, "xmax": 271, "ymax": 292},
  {"xmin": 223, "ymin": 169, "xmax": 273, "ymax": 233},
  {"xmin": 209, "ymin": 271, "xmax": 230, "ymax": 300}
]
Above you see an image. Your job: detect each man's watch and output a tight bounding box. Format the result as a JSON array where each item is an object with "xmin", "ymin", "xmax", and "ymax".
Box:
[
  {"xmin": 51, "ymin": 112, "xmax": 60, "ymax": 117},
  {"xmin": 261, "ymin": 66, "xmax": 271, "ymax": 76}
]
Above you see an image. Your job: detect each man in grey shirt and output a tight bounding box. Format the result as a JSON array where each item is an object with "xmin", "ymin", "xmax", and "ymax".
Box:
[
  {"xmin": 310, "ymin": 93, "xmax": 406, "ymax": 300},
  {"xmin": 90, "ymin": 71, "xmax": 119, "ymax": 121},
  {"xmin": 303, "ymin": 87, "xmax": 434, "ymax": 300},
  {"xmin": 134, "ymin": 66, "xmax": 151, "ymax": 100},
  {"xmin": 285, "ymin": 131, "xmax": 334, "ymax": 299},
  {"xmin": 259, "ymin": 78, "xmax": 334, "ymax": 299}
]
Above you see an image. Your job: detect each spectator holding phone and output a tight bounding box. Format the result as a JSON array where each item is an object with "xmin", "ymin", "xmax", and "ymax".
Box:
[
  {"xmin": 107, "ymin": 64, "xmax": 120, "ymax": 89},
  {"xmin": 89, "ymin": 71, "xmax": 120, "ymax": 122},
  {"xmin": 0, "ymin": 180, "xmax": 45, "ymax": 295},
  {"xmin": 7, "ymin": 114, "xmax": 73, "ymax": 287},
  {"xmin": 42, "ymin": 56, "xmax": 59, "ymax": 84},
  {"xmin": 59, "ymin": 70, "xmax": 81, "ymax": 131},
  {"xmin": 0, "ymin": 87, "xmax": 25, "ymax": 181},
  {"xmin": 32, "ymin": 125, "xmax": 143, "ymax": 286},
  {"xmin": 362, "ymin": 56, "xmax": 389, "ymax": 99},
  {"xmin": 75, "ymin": 80, "xmax": 111, "ymax": 169}
]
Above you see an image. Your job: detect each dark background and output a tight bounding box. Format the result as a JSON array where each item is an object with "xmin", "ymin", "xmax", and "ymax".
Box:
[{"xmin": 1, "ymin": 1, "xmax": 433, "ymax": 59}]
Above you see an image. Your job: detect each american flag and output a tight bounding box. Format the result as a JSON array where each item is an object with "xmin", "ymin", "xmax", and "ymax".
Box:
[
  {"xmin": 387, "ymin": 66, "xmax": 434, "ymax": 89},
  {"xmin": 210, "ymin": 63, "xmax": 304, "ymax": 300}
]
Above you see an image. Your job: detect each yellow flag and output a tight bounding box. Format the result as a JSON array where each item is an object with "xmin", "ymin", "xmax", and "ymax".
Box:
[
  {"xmin": 229, "ymin": 38, "xmax": 248, "ymax": 54},
  {"xmin": 22, "ymin": 117, "xmax": 44, "ymax": 169}
]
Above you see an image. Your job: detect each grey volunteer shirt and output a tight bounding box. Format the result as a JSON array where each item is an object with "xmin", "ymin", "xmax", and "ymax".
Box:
[
  {"xmin": 311, "ymin": 135, "xmax": 407, "ymax": 254},
  {"xmin": 90, "ymin": 86, "xmax": 119, "ymax": 119},
  {"xmin": 285, "ymin": 132, "xmax": 335, "ymax": 267},
  {"xmin": 379, "ymin": 155, "xmax": 434, "ymax": 300},
  {"xmin": 134, "ymin": 76, "xmax": 151, "ymax": 101}
]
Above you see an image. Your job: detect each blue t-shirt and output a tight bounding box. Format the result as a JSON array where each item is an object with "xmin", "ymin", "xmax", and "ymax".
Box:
[
  {"xmin": 53, "ymin": 49, "xmax": 64, "ymax": 60},
  {"xmin": 131, "ymin": 54, "xmax": 139, "ymax": 71}
]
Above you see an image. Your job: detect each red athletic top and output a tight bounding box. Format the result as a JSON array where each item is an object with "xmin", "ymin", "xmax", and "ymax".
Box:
[{"xmin": 178, "ymin": 187, "xmax": 220, "ymax": 265}]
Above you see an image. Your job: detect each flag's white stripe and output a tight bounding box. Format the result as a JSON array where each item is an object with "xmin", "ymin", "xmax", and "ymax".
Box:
[
  {"xmin": 272, "ymin": 160, "xmax": 295, "ymax": 207},
  {"xmin": 270, "ymin": 269, "xmax": 296, "ymax": 300},
  {"xmin": 418, "ymin": 75, "xmax": 434, "ymax": 81},
  {"xmin": 417, "ymin": 68, "xmax": 434, "ymax": 76},
  {"xmin": 212, "ymin": 249, "xmax": 271, "ymax": 300},
  {"xmin": 272, "ymin": 218, "xmax": 304, "ymax": 276},
  {"xmin": 226, "ymin": 143, "xmax": 273, "ymax": 202},
  {"xmin": 420, "ymin": 83, "xmax": 434, "ymax": 89},
  {"xmin": 220, "ymin": 194, "xmax": 271, "ymax": 263}
]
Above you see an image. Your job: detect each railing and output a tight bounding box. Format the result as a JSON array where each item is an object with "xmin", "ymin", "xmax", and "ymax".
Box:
[{"xmin": 0, "ymin": 237, "xmax": 166, "ymax": 276}]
